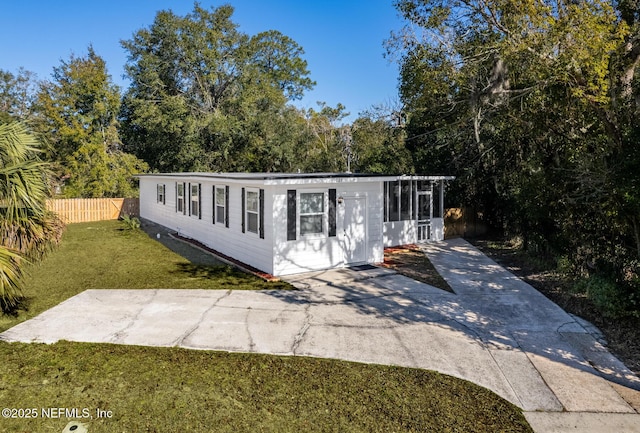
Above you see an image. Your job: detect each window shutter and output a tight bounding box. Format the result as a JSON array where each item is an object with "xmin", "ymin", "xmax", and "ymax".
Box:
[
  {"xmin": 212, "ymin": 185, "xmax": 216, "ymax": 224},
  {"xmin": 163, "ymin": 184, "xmax": 166, "ymax": 205},
  {"xmin": 198, "ymin": 183, "xmax": 202, "ymax": 219},
  {"xmin": 241, "ymin": 188, "xmax": 245, "ymax": 233},
  {"xmin": 175, "ymin": 183, "xmax": 178, "ymax": 213},
  {"xmin": 188, "ymin": 183, "xmax": 191, "ymax": 216},
  {"xmin": 225, "ymin": 185, "xmax": 229, "ymax": 228},
  {"xmin": 287, "ymin": 189, "xmax": 296, "ymax": 241},
  {"xmin": 329, "ymin": 188, "xmax": 337, "ymax": 237},
  {"xmin": 259, "ymin": 189, "xmax": 265, "ymax": 239}
]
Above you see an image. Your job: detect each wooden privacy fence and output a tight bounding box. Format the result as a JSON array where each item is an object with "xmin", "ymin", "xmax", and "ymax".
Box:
[
  {"xmin": 47, "ymin": 198, "xmax": 140, "ymax": 224},
  {"xmin": 444, "ymin": 207, "xmax": 488, "ymax": 239}
]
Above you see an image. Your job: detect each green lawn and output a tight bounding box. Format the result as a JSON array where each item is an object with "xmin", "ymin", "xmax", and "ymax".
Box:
[
  {"xmin": 0, "ymin": 341, "xmax": 532, "ymax": 433},
  {"xmin": 0, "ymin": 220, "xmax": 533, "ymax": 432}
]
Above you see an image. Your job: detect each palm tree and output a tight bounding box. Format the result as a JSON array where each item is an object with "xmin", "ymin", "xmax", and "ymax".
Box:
[{"xmin": 0, "ymin": 121, "xmax": 63, "ymax": 311}]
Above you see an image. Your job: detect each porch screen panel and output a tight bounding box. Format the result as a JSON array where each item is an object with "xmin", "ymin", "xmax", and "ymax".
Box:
[
  {"xmin": 389, "ymin": 181, "xmax": 400, "ymax": 221},
  {"xmin": 401, "ymin": 180, "xmax": 411, "ymax": 220},
  {"xmin": 433, "ymin": 181, "xmax": 442, "ymax": 218}
]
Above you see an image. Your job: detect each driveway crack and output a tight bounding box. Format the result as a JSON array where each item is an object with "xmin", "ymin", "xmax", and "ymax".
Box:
[
  {"xmin": 109, "ymin": 289, "xmax": 158, "ymax": 343},
  {"xmin": 291, "ymin": 303, "xmax": 311, "ymax": 355},
  {"xmin": 245, "ymin": 307, "xmax": 256, "ymax": 352},
  {"xmin": 174, "ymin": 289, "xmax": 232, "ymax": 346}
]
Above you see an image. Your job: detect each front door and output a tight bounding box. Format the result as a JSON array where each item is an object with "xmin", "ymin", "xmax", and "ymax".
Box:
[
  {"xmin": 343, "ymin": 196, "xmax": 367, "ymax": 264},
  {"xmin": 417, "ymin": 192, "xmax": 432, "ymax": 242}
]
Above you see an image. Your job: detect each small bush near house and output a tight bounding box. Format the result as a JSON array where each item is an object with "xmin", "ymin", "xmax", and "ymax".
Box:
[{"xmin": 120, "ymin": 214, "xmax": 141, "ymax": 230}]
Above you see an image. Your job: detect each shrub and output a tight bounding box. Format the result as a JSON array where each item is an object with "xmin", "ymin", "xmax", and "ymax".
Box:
[
  {"xmin": 574, "ymin": 273, "xmax": 640, "ymax": 319},
  {"xmin": 120, "ymin": 214, "xmax": 141, "ymax": 231}
]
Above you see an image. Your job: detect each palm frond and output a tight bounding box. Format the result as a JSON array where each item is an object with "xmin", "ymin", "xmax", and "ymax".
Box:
[
  {"xmin": 0, "ymin": 122, "xmax": 51, "ymax": 223},
  {"xmin": 0, "ymin": 246, "xmax": 25, "ymax": 311},
  {"xmin": 0, "ymin": 121, "xmax": 61, "ymax": 312}
]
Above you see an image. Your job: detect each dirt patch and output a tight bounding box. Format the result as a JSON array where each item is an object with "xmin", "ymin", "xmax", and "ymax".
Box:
[
  {"xmin": 382, "ymin": 245, "xmax": 454, "ymax": 293},
  {"xmin": 471, "ymin": 239, "xmax": 640, "ymax": 377}
]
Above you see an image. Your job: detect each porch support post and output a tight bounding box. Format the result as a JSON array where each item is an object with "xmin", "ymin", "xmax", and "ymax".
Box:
[{"xmin": 439, "ymin": 179, "xmax": 445, "ymax": 218}]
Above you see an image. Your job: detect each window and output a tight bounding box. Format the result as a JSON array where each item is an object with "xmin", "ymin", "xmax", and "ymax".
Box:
[
  {"xmin": 215, "ymin": 186, "xmax": 226, "ymax": 225},
  {"xmin": 177, "ymin": 183, "xmax": 184, "ymax": 213},
  {"xmin": 246, "ymin": 190, "xmax": 259, "ymax": 234},
  {"xmin": 300, "ymin": 192, "xmax": 324, "ymax": 235},
  {"xmin": 157, "ymin": 184, "xmax": 165, "ymax": 204},
  {"xmin": 191, "ymin": 184, "xmax": 200, "ymax": 217}
]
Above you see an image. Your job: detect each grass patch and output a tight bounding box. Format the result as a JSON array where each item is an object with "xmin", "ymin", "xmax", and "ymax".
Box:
[
  {"xmin": 0, "ymin": 220, "xmax": 291, "ymax": 333},
  {"xmin": 0, "ymin": 341, "xmax": 532, "ymax": 433}
]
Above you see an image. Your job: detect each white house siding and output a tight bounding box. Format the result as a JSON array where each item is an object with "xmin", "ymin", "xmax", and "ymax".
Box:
[
  {"xmin": 272, "ymin": 181, "xmax": 383, "ymax": 276},
  {"xmin": 139, "ymin": 176, "xmax": 180, "ymax": 229},
  {"xmin": 431, "ymin": 218, "xmax": 445, "ymax": 241},
  {"xmin": 139, "ymin": 176, "xmax": 275, "ymax": 275},
  {"xmin": 383, "ymin": 220, "xmax": 418, "ymax": 247}
]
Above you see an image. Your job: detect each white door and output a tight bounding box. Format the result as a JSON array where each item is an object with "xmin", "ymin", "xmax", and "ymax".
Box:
[
  {"xmin": 417, "ymin": 192, "xmax": 432, "ymax": 242},
  {"xmin": 343, "ymin": 196, "xmax": 367, "ymax": 264}
]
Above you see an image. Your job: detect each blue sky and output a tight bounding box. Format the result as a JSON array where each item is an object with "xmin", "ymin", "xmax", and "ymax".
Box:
[{"xmin": 0, "ymin": 0, "xmax": 405, "ymax": 122}]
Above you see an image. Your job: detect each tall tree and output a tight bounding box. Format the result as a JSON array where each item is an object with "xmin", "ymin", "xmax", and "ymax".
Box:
[
  {"xmin": 298, "ymin": 102, "xmax": 351, "ymax": 172},
  {"xmin": 390, "ymin": 0, "xmax": 640, "ymax": 315},
  {"xmin": 120, "ymin": 3, "xmax": 314, "ymax": 173},
  {"xmin": 351, "ymin": 115, "xmax": 413, "ymax": 174},
  {"xmin": 0, "ymin": 68, "xmax": 38, "ymax": 123},
  {"xmin": 34, "ymin": 46, "xmax": 147, "ymax": 197}
]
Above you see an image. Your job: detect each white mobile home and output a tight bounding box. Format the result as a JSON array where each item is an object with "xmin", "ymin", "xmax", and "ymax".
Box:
[{"xmin": 138, "ymin": 173, "xmax": 454, "ymax": 276}]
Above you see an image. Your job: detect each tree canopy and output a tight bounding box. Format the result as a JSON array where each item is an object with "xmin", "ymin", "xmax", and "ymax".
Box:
[
  {"xmin": 389, "ymin": 0, "xmax": 640, "ymax": 316},
  {"xmin": 120, "ymin": 3, "xmax": 315, "ymax": 173},
  {"xmin": 34, "ymin": 46, "xmax": 147, "ymax": 197}
]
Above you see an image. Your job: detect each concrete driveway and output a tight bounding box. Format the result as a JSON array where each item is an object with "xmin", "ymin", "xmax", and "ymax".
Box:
[{"xmin": 2, "ymin": 238, "xmax": 639, "ymax": 432}]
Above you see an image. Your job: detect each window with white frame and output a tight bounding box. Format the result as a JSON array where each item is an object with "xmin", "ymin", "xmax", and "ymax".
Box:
[
  {"xmin": 246, "ymin": 190, "xmax": 259, "ymax": 234},
  {"xmin": 157, "ymin": 184, "xmax": 165, "ymax": 204},
  {"xmin": 215, "ymin": 186, "xmax": 225, "ymax": 224},
  {"xmin": 299, "ymin": 192, "xmax": 324, "ymax": 235},
  {"xmin": 177, "ymin": 183, "xmax": 184, "ymax": 213},
  {"xmin": 190, "ymin": 184, "xmax": 200, "ymax": 217}
]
